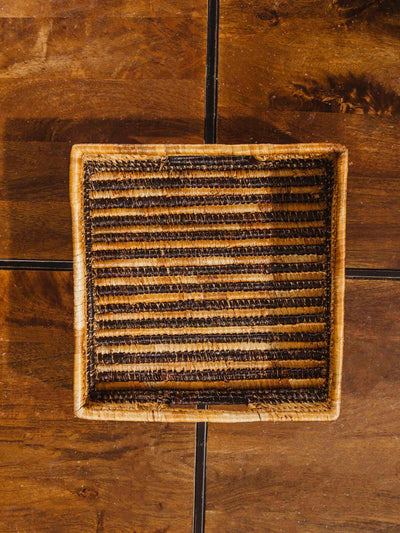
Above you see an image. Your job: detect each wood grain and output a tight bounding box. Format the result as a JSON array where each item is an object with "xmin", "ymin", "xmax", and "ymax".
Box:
[
  {"xmin": 0, "ymin": 270, "xmax": 195, "ymax": 532},
  {"xmin": 218, "ymin": 0, "xmax": 400, "ymax": 269},
  {"xmin": 0, "ymin": 4, "xmax": 206, "ymax": 260},
  {"xmin": 206, "ymin": 280, "xmax": 400, "ymax": 532}
]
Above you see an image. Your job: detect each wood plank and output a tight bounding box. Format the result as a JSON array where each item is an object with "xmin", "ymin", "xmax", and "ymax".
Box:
[
  {"xmin": 347, "ymin": 175, "xmax": 400, "ymax": 269},
  {"xmin": 0, "ymin": 17, "xmax": 205, "ymax": 79},
  {"xmin": 218, "ymin": 0, "xmax": 400, "ymax": 269},
  {"xmin": 0, "ymin": 5, "xmax": 206, "ymax": 260},
  {"xmin": 206, "ymin": 280, "xmax": 400, "ymax": 532},
  {"xmin": 0, "ymin": 0, "xmax": 203, "ymax": 17},
  {"xmin": 0, "ymin": 270, "xmax": 195, "ymax": 531}
]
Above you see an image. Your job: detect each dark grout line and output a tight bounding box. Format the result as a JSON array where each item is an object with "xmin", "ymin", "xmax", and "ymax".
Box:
[
  {"xmin": 193, "ymin": 405, "xmax": 208, "ymax": 533},
  {"xmin": 193, "ymin": 1, "xmax": 220, "ymax": 531},
  {"xmin": 1, "ymin": 260, "xmax": 400, "ymax": 282},
  {"xmin": 345, "ymin": 268, "xmax": 400, "ymax": 280},
  {"xmin": 204, "ymin": 0, "xmax": 220, "ymax": 144},
  {"xmin": 0, "ymin": 259, "xmax": 73, "ymax": 271}
]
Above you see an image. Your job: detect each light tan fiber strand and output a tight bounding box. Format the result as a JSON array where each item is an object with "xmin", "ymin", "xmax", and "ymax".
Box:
[
  {"xmin": 92, "ymin": 236, "xmax": 325, "ymax": 252},
  {"xmin": 95, "ymin": 340, "xmax": 328, "ymax": 356},
  {"xmin": 327, "ymin": 148, "xmax": 347, "ymax": 410},
  {"xmin": 95, "ymin": 322, "xmax": 325, "ymax": 338},
  {"xmin": 94, "ymin": 271, "xmax": 326, "ymax": 287},
  {"xmin": 77, "ymin": 403, "xmax": 336, "ymax": 423},
  {"xmin": 96, "ymin": 359, "xmax": 326, "ymax": 373},
  {"xmin": 93, "ymin": 253, "xmax": 327, "ymax": 269},
  {"xmin": 70, "ymin": 146, "xmax": 88, "ymax": 413},
  {"xmin": 91, "ymin": 201, "xmax": 327, "ymax": 218},
  {"xmin": 89, "ymin": 185, "xmax": 323, "ymax": 200},
  {"xmin": 95, "ymin": 378, "xmax": 326, "ymax": 392},
  {"xmin": 89, "ymin": 167, "xmax": 327, "ymax": 182},
  {"xmin": 95, "ymin": 306, "xmax": 326, "ymax": 322},
  {"xmin": 74, "ymin": 143, "xmax": 343, "ymax": 158},
  {"xmin": 95, "ymin": 288, "xmax": 326, "ymax": 306}
]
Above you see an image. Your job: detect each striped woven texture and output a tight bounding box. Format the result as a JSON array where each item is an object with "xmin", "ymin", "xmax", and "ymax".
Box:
[{"xmin": 83, "ymin": 154, "xmax": 335, "ymax": 406}]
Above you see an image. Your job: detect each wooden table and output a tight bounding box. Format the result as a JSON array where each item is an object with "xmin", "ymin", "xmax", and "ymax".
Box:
[{"xmin": 0, "ymin": 1, "xmax": 399, "ymax": 531}]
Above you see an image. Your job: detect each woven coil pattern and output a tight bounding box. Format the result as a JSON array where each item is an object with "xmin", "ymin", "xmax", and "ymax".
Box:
[{"xmin": 82, "ymin": 154, "xmax": 335, "ymax": 406}]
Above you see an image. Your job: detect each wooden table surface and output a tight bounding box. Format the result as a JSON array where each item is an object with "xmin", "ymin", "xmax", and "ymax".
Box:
[{"xmin": 0, "ymin": 1, "xmax": 399, "ymax": 531}]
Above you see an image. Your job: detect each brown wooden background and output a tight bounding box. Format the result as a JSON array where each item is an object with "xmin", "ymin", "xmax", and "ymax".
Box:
[{"xmin": 0, "ymin": 1, "xmax": 399, "ymax": 531}]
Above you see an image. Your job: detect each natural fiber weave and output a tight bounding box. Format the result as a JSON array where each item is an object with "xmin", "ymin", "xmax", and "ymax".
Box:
[{"xmin": 70, "ymin": 144, "xmax": 347, "ymax": 422}]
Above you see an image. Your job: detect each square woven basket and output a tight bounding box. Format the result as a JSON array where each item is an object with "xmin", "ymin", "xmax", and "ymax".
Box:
[{"xmin": 70, "ymin": 143, "xmax": 347, "ymax": 422}]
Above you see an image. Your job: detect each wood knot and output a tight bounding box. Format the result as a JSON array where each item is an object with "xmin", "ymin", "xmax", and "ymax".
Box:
[
  {"xmin": 255, "ymin": 8, "xmax": 280, "ymax": 25},
  {"xmin": 76, "ymin": 486, "xmax": 98, "ymax": 499}
]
